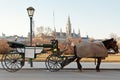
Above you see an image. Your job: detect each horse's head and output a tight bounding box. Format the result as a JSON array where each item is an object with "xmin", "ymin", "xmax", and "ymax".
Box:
[{"xmin": 102, "ymin": 38, "xmax": 119, "ymax": 53}]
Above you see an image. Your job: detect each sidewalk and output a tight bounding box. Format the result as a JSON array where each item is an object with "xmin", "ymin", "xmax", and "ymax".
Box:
[{"xmin": 1, "ymin": 62, "xmax": 120, "ymax": 70}]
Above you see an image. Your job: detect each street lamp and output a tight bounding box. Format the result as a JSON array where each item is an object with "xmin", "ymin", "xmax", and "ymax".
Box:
[
  {"xmin": 27, "ymin": 7, "xmax": 35, "ymax": 67},
  {"xmin": 27, "ymin": 7, "xmax": 35, "ymax": 46}
]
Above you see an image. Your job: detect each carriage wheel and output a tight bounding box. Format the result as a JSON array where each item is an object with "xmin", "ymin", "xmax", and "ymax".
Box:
[
  {"xmin": 45, "ymin": 54, "xmax": 65, "ymax": 72},
  {"xmin": 1, "ymin": 53, "xmax": 24, "ymax": 72}
]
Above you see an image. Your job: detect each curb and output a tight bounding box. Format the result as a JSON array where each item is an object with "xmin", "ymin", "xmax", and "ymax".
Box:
[{"xmin": 22, "ymin": 68, "xmax": 120, "ymax": 70}]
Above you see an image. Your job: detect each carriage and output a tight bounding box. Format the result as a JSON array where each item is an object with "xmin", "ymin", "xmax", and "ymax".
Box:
[
  {"xmin": 1, "ymin": 39, "xmax": 69, "ymax": 72},
  {"xmin": 1, "ymin": 38, "xmax": 119, "ymax": 72}
]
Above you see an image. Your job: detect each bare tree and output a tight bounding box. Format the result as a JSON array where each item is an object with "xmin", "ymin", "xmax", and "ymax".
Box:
[
  {"xmin": 36, "ymin": 26, "xmax": 52, "ymax": 36},
  {"xmin": 36, "ymin": 26, "xmax": 44, "ymax": 34},
  {"xmin": 44, "ymin": 27, "xmax": 52, "ymax": 35},
  {"xmin": 0, "ymin": 39, "xmax": 10, "ymax": 54},
  {"xmin": 109, "ymin": 33, "xmax": 118, "ymax": 39}
]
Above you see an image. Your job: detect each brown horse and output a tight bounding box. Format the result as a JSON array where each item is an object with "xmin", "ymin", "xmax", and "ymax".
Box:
[{"xmin": 61, "ymin": 38, "xmax": 119, "ymax": 72}]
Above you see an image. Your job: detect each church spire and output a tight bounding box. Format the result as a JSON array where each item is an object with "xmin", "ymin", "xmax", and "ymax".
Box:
[
  {"xmin": 54, "ymin": 27, "xmax": 56, "ymax": 32},
  {"xmin": 60, "ymin": 28, "xmax": 63, "ymax": 38},
  {"xmin": 78, "ymin": 28, "xmax": 81, "ymax": 37},
  {"xmin": 73, "ymin": 29, "xmax": 75, "ymax": 33},
  {"xmin": 68, "ymin": 16, "xmax": 71, "ymax": 24},
  {"xmin": 66, "ymin": 16, "xmax": 71, "ymax": 37},
  {"xmin": 60, "ymin": 28, "xmax": 62, "ymax": 33}
]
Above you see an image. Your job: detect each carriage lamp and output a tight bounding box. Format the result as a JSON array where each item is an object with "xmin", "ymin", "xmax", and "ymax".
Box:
[{"xmin": 27, "ymin": 7, "xmax": 35, "ymax": 46}]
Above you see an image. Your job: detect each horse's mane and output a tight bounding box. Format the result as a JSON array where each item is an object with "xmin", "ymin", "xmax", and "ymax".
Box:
[{"xmin": 102, "ymin": 38, "xmax": 115, "ymax": 49}]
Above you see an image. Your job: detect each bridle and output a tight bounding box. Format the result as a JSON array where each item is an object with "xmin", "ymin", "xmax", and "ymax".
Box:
[{"xmin": 106, "ymin": 39, "xmax": 119, "ymax": 53}]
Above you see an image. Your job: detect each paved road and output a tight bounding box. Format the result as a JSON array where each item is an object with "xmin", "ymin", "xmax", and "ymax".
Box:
[
  {"xmin": 1, "ymin": 62, "xmax": 120, "ymax": 80},
  {"xmin": 0, "ymin": 69, "xmax": 120, "ymax": 80}
]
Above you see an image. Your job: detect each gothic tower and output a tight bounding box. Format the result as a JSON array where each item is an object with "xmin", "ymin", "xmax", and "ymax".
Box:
[
  {"xmin": 53, "ymin": 27, "xmax": 56, "ymax": 38},
  {"xmin": 66, "ymin": 16, "xmax": 71, "ymax": 37},
  {"xmin": 54, "ymin": 27, "xmax": 56, "ymax": 32},
  {"xmin": 60, "ymin": 28, "xmax": 63, "ymax": 37},
  {"xmin": 78, "ymin": 29, "xmax": 81, "ymax": 37}
]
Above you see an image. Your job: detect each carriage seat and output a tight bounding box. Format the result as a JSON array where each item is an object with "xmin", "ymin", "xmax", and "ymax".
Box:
[{"xmin": 7, "ymin": 41, "xmax": 26, "ymax": 48}]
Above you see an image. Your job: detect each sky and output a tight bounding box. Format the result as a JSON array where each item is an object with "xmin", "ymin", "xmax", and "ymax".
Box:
[{"xmin": 0, "ymin": 0, "xmax": 120, "ymax": 39}]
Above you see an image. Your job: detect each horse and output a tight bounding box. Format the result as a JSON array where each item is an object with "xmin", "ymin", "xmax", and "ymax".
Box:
[{"xmin": 61, "ymin": 38, "xmax": 119, "ymax": 72}]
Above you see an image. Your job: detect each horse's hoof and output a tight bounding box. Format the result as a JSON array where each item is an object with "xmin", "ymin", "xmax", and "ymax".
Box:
[
  {"xmin": 96, "ymin": 70, "xmax": 100, "ymax": 72},
  {"xmin": 78, "ymin": 69, "xmax": 82, "ymax": 72},
  {"xmin": 60, "ymin": 63, "xmax": 64, "ymax": 69},
  {"xmin": 80, "ymin": 70, "xmax": 82, "ymax": 72}
]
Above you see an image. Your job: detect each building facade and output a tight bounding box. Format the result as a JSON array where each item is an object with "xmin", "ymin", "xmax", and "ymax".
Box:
[{"xmin": 52, "ymin": 16, "xmax": 88, "ymax": 41}]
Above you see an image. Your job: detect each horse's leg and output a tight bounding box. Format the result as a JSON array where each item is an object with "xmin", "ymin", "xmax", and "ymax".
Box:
[
  {"xmin": 76, "ymin": 58, "xmax": 82, "ymax": 71},
  {"xmin": 96, "ymin": 57, "xmax": 101, "ymax": 72}
]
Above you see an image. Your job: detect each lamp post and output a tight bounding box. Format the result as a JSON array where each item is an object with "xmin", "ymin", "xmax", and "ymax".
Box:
[
  {"xmin": 27, "ymin": 7, "xmax": 35, "ymax": 67},
  {"xmin": 27, "ymin": 7, "xmax": 35, "ymax": 46}
]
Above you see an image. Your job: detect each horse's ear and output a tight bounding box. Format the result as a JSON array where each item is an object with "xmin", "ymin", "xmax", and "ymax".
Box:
[
  {"xmin": 110, "ymin": 38, "xmax": 117, "ymax": 43},
  {"xmin": 110, "ymin": 38, "xmax": 114, "ymax": 41}
]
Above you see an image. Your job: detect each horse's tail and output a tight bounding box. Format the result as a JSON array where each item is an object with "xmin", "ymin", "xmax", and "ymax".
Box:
[{"xmin": 74, "ymin": 45, "xmax": 77, "ymax": 58}]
